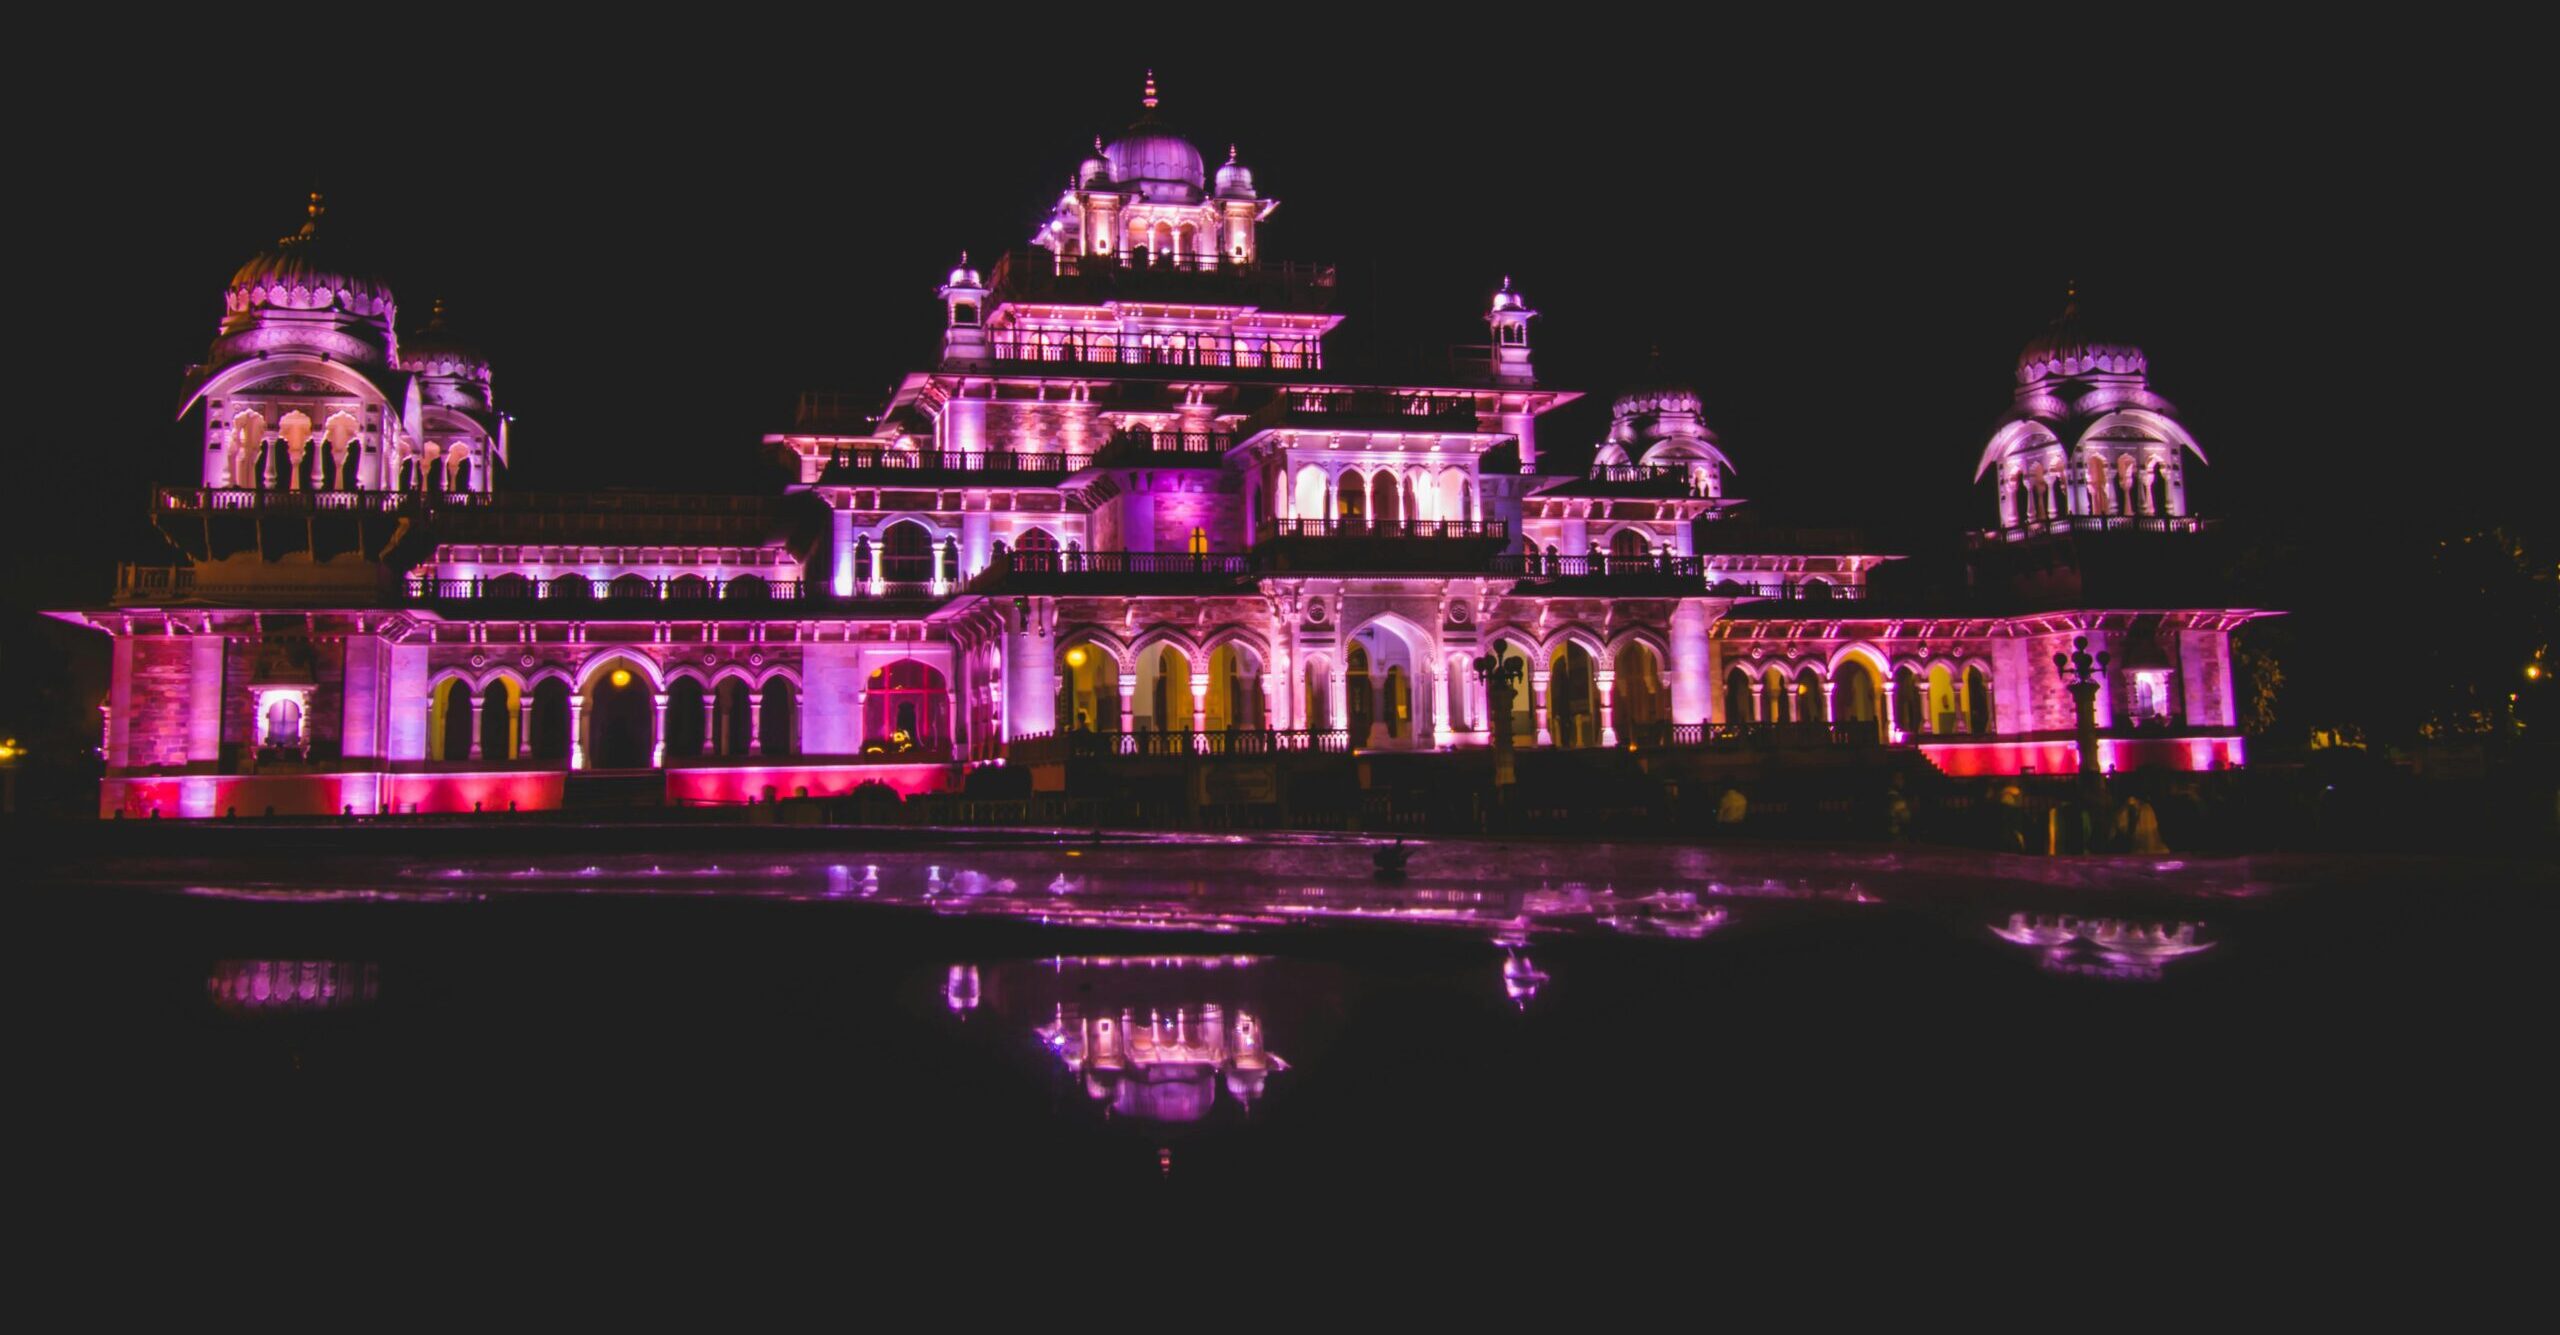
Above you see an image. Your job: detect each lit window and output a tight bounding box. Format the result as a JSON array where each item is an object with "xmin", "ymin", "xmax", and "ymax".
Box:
[{"xmin": 1189, "ymin": 527, "xmax": 1208, "ymax": 555}]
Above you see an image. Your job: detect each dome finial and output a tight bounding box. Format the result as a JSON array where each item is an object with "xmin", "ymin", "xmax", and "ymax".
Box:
[
  {"xmin": 428, "ymin": 297, "xmax": 448, "ymax": 329},
  {"xmin": 958, "ymin": 249, "xmax": 968, "ymax": 266},
  {"xmin": 1142, "ymin": 69, "xmax": 1159, "ymax": 110},
  {"xmin": 1228, "ymin": 144, "xmax": 1238, "ymax": 164},
  {"xmin": 2066, "ymin": 277, "xmax": 2079, "ymax": 302},
  {"xmin": 285, "ymin": 189, "xmax": 325, "ymax": 246}
]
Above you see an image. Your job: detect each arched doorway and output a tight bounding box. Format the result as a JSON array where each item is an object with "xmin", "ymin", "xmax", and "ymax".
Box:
[
  {"xmin": 1370, "ymin": 471, "xmax": 1400, "ymax": 525},
  {"xmin": 865, "ymin": 659, "xmax": 949, "ymax": 755},
  {"xmin": 665, "ymin": 677, "xmax": 708, "ymax": 758},
  {"xmin": 429, "ymin": 679, "xmax": 474, "ymax": 761},
  {"xmin": 529, "ymin": 680, "xmax": 571, "ymax": 760},
  {"xmin": 1893, "ymin": 667, "xmax": 1923, "ymax": 736},
  {"xmin": 1139, "ymin": 643, "xmax": 1192, "ymax": 733},
  {"xmin": 1206, "ymin": 642, "xmax": 1264, "ymax": 731},
  {"xmin": 712, "ymin": 679, "xmax": 754, "ymax": 757},
  {"xmin": 584, "ymin": 659, "xmax": 656, "ymax": 770},
  {"xmin": 1058, "ymin": 642, "xmax": 1120, "ymax": 733},
  {"xmin": 1302, "ymin": 653, "xmax": 1332, "ymax": 731},
  {"xmin": 1381, "ymin": 664, "xmax": 1412, "ymax": 741},
  {"xmin": 1725, "ymin": 666, "xmax": 1756, "ymax": 725},
  {"xmin": 1762, "ymin": 666, "xmax": 1794, "ymax": 724},
  {"xmin": 1966, "ymin": 665, "xmax": 1994, "ymax": 735},
  {"xmin": 882, "ymin": 521, "xmax": 932, "ymax": 585},
  {"xmin": 760, "ymin": 680, "xmax": 797, "ymax": 756},
  {"xmin": 1345, "ymin": 642, "xmax": 1373, "ymax": 743},
  {"xmin": 1796, "ymin": 667, "xmax": 1829, "ymax": 724},
  {"xmin": 1613, "ymin": 642, "xmax": 1669, "ymax": 745},
  {"xmin": 480, "ymin": 679, "xmax": 517, "ymax": 760},
  {"xmin": 1497, "ymin": 641, "xmax": 1535, "ymax": 740},
  {"xmin": 1550, "ymin": 642, "xmax": 1598, "ymax": 747},
  {"xmin": 1608, "ymin": 529, "xmax": 1651, "ymax": 572},
  {"xmin": 1926, "ymin": 664, "xmax": 1959, "ymax": 736},
  {"xmin": 1835, "ymin": 659, "xmax": 1884, "ymax": 742}
]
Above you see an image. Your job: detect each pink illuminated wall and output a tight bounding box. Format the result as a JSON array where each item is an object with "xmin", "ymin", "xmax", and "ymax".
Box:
[
  {"xmin": 665, "ymin": 761, "xmax": 953, "ymax": 804},
  {"xmin": 1917, "ymin": 735, "xmax": 2244, "ymax": 777}
]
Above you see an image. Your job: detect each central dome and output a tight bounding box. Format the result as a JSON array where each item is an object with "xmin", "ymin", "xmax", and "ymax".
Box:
[
  {"xmin": 222, "ymin": 193, "xmax": 394, "ymax": 328},
  {"xmin": 1103, "ymin": 72, "xmax": 1206, "ymax": 194},
  {"xmin": 2017, "ymin": 290, "xmax": 2146, "ymax": 383}
]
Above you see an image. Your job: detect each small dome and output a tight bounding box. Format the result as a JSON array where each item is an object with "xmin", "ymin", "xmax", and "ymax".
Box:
[
  {"xmin": 944, "ymin": 251, "xmax": 984, "ymax": 290},
  {"xmin": 223, "ymin": 193, "xmax": 394, "ymax": 324},
  {"xmin": 397, "ymin": 300, "xmax": 490, "ymax": 382},
  {"xmin": 1103, "ymin": 71, "xmax": 1205, "ymax": 196},
  {"xmin": 1490, "ymin": 276, "xmax": 1529, "ymax": 312},
  {"xmin": 1214, "ymin": 145, "xmax": 1255, "ymax": 197},
  {"xmin": 1079, "ymin": 140, "xmax": 1112, "ymax": 187},
  {"xmin": 2017, "ymin": 290, "xmax": 2147, "ymax": 383}
]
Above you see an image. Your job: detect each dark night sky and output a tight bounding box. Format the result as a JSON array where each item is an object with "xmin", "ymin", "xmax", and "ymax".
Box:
[{"xmin": 6, "ymin": 25, "xmax": 2539, "ymax": 739}]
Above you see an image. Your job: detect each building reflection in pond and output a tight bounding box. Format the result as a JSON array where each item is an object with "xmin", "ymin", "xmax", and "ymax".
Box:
[
  {"xmin": 1991, "ymin": 913, "xmax": 2214, "ymax": 982},
  {"xmin": 208, "ymin": 959, "xmax": 379, "ymax": 1013},
  {"xmin": 956, "ymin": 955, "xmax": 1315, "ymax": 1126},
  {"xmin": 1501, "ymin": 948, "xmax": 1550, "ymax": 1010}
]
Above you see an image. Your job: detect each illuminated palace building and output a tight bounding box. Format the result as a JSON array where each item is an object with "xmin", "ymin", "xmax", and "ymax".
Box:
[{"xmin": 66, "ymin": 79, "xmax": 2270, "ymax": 819}]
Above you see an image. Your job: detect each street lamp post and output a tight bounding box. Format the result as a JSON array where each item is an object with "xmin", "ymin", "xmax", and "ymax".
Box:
[
  {"xmin": 2053, "ymin": 635, "xmax": 2110, "ymax": 800},
  {"xmin": 1472, "ymin": 647, "xmax": 1524, "ymax": 804}
]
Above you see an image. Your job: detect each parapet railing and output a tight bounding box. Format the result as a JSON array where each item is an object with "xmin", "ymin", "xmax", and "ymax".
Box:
[
  {"xmin": 1971, "ymin": 514, "xmax": 2209, "ymax": 544},
  {"xmin": 817, "ymin": 447, "xmax": 1089, "ymax": 479},
  {"xmin": 403, "ymin": 577, "xmax": 952, "ymax": 604},
  {"xmin": 157, "ymin": 487, "xmax": 494, "ymax": 512},
  {"xmin": 1257, "ymin": 517, "xmax": 1508, "ymax": 541},
  {"xmin": 1005, "ymin": 728, "xmax": 1352, "ymax": 765}
]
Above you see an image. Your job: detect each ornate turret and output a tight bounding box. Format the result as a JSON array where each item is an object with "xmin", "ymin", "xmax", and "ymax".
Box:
[
  {"xmin": 1487, "ymin": 277, "xmax": 1537, "ymax": 385},
  {"xmin": 1976, "ymin": 284, "xmax": 2205, "ymax": 535},
  {"xmin": 1589, "ymin": 355, "xmax": 1732, "ymax": 497},
  {"xmin": 937, "ymin": 251, "xmax": 989, "ymax": 364}
]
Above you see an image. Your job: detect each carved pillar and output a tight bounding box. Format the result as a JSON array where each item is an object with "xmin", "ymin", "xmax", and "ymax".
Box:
[
  {"xmin": 1595, "ymin": 669, "xmax": 1617, "ymax": 748},
  {"xmin": 702, "ymin": 691, "xmax": 719, "ymax": 756},
  {"xmin": 1328, "ymin": 667, "xmax": 1349, "ymax": 739},
  {"xmin": 1882, "ymin": 683, "xmax": 1899, "ymax": 741},
  {"xmin": 518, "ymin": 694, "xmax": 534, "ymax": 759},
  {"xmin": 652, "ymin": 693, "xmax": 669, "ymax": 767},
  {"xmin": 1189, "ymin": 672, "xmax": 1209, "ymax": 737},
  {"xmin": 1117, "ymin": 671, "xmax": 1137, "ymax": 731},
  {"xmin": 468, "ymin": 691, "xmax": 486, "ymax": 759},
  {"xmin": 749, "ymin": 693, "xmax": 764, "ymax": 753},
  {"xmin": 1430, "ymin": 660, "xmax": 1453, "ymax": 748},
  {"xmin": 569, "ymin": 694, "xmax": 586, "ymax": 769},
  {"xmin": 1532, "ymin": 669, "xmax": 1552, "ymax": 746},
  {"xmin": 1749, "ymin": 681, "xmax": 1766, "ymax": 724}
]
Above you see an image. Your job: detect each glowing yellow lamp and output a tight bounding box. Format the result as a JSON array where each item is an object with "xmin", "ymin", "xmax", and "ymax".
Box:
[
  {"xmin": 609, "ymin": 669, "xmax": 633, "ymax": 688},
  {"xmin": 1065, "ymin": 647, "xmax": 1089, "ymax": 669}
]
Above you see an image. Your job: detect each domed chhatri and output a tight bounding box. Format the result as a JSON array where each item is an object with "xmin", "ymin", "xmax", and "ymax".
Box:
[
  {"xmin": 398, "ymin": 299, "xmax": 491, "ymax": 383},
  {"xmin": 222, "ymin": 191, "xmax": 395, "ymax": 329},
  {"xmin": 1103, "ymin": 70, "xmax": 1207, "ymax": 198},
  {"xmin": 2015, "ymin": 284, "xmax": 2148, "ymax": 384}
]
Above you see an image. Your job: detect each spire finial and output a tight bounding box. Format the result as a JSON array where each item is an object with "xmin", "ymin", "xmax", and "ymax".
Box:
[
  {"xmin": 428, "ymin": 297, "xmax": 448, "ymax": 329},
  {"xmin": 1227, "ymin": 144, "xmax": 1239, "ymax": 164},
  {"xmin": 1142, "ymin": 69, "xmax": 1159, "ymax": 110},
  {"xmin": 1095, "ymin": 134, "xmax": 1105, "ymax": 155},
  {"xmin": 286, "ymin": 189, "xmax": 325, "ymax": 245},
  {"xmin": 2066, "ymin": 277, "xmax": 2079, "ymax": 302},
  {"xmin": 958, "ymin": 249, "xmax": 969, "ymax": 267}
]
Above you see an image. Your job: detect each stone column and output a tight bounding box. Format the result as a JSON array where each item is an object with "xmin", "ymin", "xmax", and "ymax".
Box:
[
  {"xmin": 831, "ymin": 508, "xmax": 855, "ymax": 597},
  {"xmin": 1328, "ymin": 667, "xmax": 1349, "ymax": 739},
  {"xmin": 569, "ymin": 694, "xmax": 586, "ymax": 769},
  {"xmin": 1820, "ymin": 681, "xmax": 1837, "ymax": 730},
  {"xmin": 468, "ymin": 691, "xmax": 486, "ymax": 759},
  {"xmin": 1471, "ymin": 670, "xmax": 1492, "ymax": 741},
  {"xmin": 1003, "ymin": 598, "xmax": 1056, "ymax": 740},
  {"xmin": 1669, "ymin": 602, "xmax": 1712, "ymax": 726},
  {"xmin": 1882, "ymin": 685, "xmax": 1899, "ymax": 741},
  {"xmin": 519, "ymin": 694, "xmax": 535, "ymax": 758},
  {"xmin": 749, "ymin": 694, "xmax": 764, "ymax": 753},
  {"xmin": 1595, "ymin": 669, "xmax": 1617, "ymax": 748},
  {"xmin": 1117, "ymin": 671, "xmax": 1138, "ymax": 731},
  {"xmin": 1189, "ymin": 671, "xmax": 1209, "ymax": 737},
  {"xmin": 1430, "ymin": 660, "xmax": 1453, "ymax": 748},
  {"xmin": 652, "ymin": 693, "xmax": 669, "ymax": 767},
  {"xmin": 1749, "ymin": 681, "xmax": 1766, "ymax": 724},
  {"xmin": 1531, "ymin": 669, "xmax": 1552, "ymax": 746},
  {"xmin": 702, "ymin": 691, "xmax": 719, "ymax": 756}
]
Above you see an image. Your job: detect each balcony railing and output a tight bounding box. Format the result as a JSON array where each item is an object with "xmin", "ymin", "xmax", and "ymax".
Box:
[
  {"xmin": 1006, "ymin": 728, "xmax": 1351, "ymax": 765},
  {"xmin": 157, "ymin": 486, "xmax": 495, "ymax": 513},
  {"xmin": 1972, "ymin": 514, "xmax": 2209, "ymax": 544},
  {"xmin": 985, "ymin": 328, "xmax": 1328, "ymax": 372},
  {"xmin": 985, "ymin": 247, "xmax": 1337, "ymax": 315},
  {"xmin": 973, "ymin": 550, "xmax": 1253, "ymax": 583},
  {"xmin": 1619, "ymin": 722, "xmax": 1877, "ymax": 749},
  {"xmin": 1258, "ymin": 517, "xmax": 1507, "ymax": 542},
  {"xmin": 404, "ymin": 576, "xmax": 951, "ymax": 605},
  {"xmin": 1089, "ymin": 429, "xmax": 1233, "ymax": 467},
  {"xmin": 817, "ymin": 446, "xmax": 1088, "ymax": 481},
  {"xmin": 1494, "ymin": 553, "xmax": 1710, "ymax": 580},
  {"xmin": 1240, "ymin": 390, "xmax": 1481, "ymax": 438}
]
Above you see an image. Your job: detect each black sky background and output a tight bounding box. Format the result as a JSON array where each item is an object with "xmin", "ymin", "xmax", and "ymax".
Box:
[{"xmin": 6, "ymin": 22, "xmax": 2540, "ymax": 747}]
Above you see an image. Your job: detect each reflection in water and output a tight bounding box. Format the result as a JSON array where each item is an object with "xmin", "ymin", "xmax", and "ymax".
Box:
[
  {"xmin": 1501, "ymin": 949, "xmax": 1550, "ymax": 1009},
  {"xmin": 1991, "ymin": 914, "xmax": 2215, "ymax": 982},
  {"xmin": 207, "ymin": 960, "xmax": 379, "ymax": 1013},
  {"xmin": 959, "ymin": 955, "xmax": 1293, "ymax": 1127},
  {"xmin": 1598, "ymin": 890, "xmax": 1730, "ymax": 939}
]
